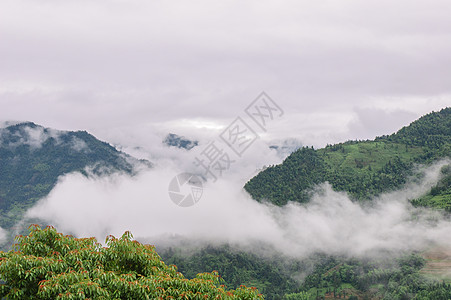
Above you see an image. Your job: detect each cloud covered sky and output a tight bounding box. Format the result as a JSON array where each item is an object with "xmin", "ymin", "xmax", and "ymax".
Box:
[{"xmin": 1, "ymin": 0, "xmax": 451, "ymax": 149}]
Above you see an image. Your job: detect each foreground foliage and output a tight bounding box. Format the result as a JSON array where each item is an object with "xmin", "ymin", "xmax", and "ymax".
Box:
[{"xmin": 0, "ymin": 225, "xmax": 262, "ymax": 299}]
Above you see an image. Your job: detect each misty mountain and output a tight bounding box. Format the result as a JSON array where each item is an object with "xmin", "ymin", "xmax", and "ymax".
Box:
[
  {"xmin": 163, "ymin": 133, "xmax": 198, "ymax": 150},
  {"xmin": 245, "ymin": 107, "xmax": 451, "ymax": 208},
  {"xmin": 0, "ymin": 122, "xmax": 151, "ymax": 229},
  {"xmin": 1, "ymin": 109, "xmax": 450, "ymax": 299}
]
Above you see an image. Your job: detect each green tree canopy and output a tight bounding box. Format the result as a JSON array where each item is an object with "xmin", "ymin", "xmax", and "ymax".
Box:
[{"xmin": 0, "ymin": 225, "xmax": 263, "ymax": 299}]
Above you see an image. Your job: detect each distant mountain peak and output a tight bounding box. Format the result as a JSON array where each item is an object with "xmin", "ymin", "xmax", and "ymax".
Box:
[
  {"xmin": 1, "ymin": 122, "xmax": 62, "ymax": 149},
  {"xmin": 163, "ymin": 133, "xmax": 198, "ymax": 150}
]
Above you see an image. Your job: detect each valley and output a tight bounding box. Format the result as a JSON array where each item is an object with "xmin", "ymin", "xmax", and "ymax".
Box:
[{"xmin": 0, "ymin": 108, "xmax": 450, "ymax": 299}]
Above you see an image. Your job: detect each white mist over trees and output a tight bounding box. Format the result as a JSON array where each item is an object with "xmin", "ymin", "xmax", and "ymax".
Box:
[{"xmin": 25, "ymin": 159, "xmax": 451, "ymax": 259}]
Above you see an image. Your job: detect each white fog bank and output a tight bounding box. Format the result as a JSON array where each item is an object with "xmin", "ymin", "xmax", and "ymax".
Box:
[{"xmin": 25, "ymin": 159, "xmax": 451, "ymax": 258}]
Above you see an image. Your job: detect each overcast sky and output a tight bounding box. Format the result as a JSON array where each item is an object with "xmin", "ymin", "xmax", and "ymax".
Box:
[{"xmin": 1, "ymin": 0, "xmax": 451, "ymax": 149}]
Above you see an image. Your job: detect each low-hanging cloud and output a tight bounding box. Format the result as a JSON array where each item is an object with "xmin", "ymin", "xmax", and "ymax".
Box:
[
  {"xmin": 69, "ymin": 136, "xmax": 90, "ymax": 153},
  {"xmin": 0, "ymin": 124, "xmax": 62, "ymax": 149},
  {"xmin": 25, "ymin": 155, "xmax": 451, "ymax": 259}
]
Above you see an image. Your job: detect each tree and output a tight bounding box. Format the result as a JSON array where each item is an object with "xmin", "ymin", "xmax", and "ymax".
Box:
[{"xmin": 0, "ymin": 225, "xmax": 263, "ymax": 299}]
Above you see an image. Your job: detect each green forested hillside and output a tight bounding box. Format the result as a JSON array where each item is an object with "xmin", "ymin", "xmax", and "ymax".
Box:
[
  {"xmin": 160, "ymin": 245, "xmax": 300, "ymax": 299},
  {"xmin": 0, "ymin": 122, "xmax": 150, "ymax": 229},
  {"xmin": 244, "ymin": 107, "xmax": 451, "ymax": 207},
  {"xmin": 284, "ymin": 252, "xmax": 451, "ymax": 300}
]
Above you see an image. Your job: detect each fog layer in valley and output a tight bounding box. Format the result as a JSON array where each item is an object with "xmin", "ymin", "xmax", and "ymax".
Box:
[{"xmin": 25, "ymin": 145, "xmax": 451, "ymax": 258}]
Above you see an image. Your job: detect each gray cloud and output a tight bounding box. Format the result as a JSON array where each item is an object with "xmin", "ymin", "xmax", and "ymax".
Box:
[
  {"xmin": 0, "ymin": 123, "xmax": 62, "ymax": 149},
  {"xmin": 347, "ymin": 108, "xmax": 418, "ymax": 140},
  {"xmin": 1, "ymin": 0, "xmax": 450, "ymax": 148},
  {"xmin": 70, "ymin": 136, "xmax": 90, "ymax": 152}
]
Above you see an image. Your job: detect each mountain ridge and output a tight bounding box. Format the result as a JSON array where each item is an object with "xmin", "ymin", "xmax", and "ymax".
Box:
[{"xmin": 244, "ymin": 107, "xmax": 451, "ymax": 207}]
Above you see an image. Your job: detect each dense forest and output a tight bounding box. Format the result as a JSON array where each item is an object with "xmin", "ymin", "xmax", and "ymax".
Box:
[
  {"xmin": 159, "ymin": 242, "xmax": 451, "ymax": 299},
  {"xmin": 159, "ymin": 245, "xmax": 300, "ymax": 299}
]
